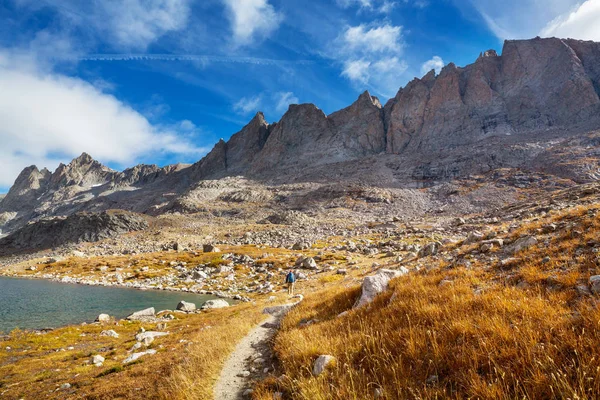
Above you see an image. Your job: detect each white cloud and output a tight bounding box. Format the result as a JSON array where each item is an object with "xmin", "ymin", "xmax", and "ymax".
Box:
[
  {"xmin": 99, "ymin": 0, "xmax": 192, "ymax": 50},
  {"xmin": 274, "ymin": 92, "xmax": 299, "ymax": 113},
  {"xmin": 466, "ymin": 0, "xmax": 581, "ymax": 40},
  {"xmin": 344, "ymin": 24, "xmax": 403, "ymax": 53},
  {"xmin": 15, "ymin": 0, "xmax": 192, "ymax": 51},
  {"xmin": 233, "ymin": 91, "xmax": 299, "ymax": 116},
  {"xmin": 336, "ymin": 23, "xmax": 407, "ymax": 97},
  {"xmin": 233, "ymin": 95, "xmax": 262, "ymax": 115},
  {"xmin": 0, "ymin": 50, "xmax": 206, "ymax": 188},
  {"xmin": 421, "ymin": 56, "xmax": 444, "ymax": 75},
  {"xmin": 342, "ymin": 59, "xmax": 371, "ymax": 84},
  {"xmin": 222, "ymin": 0, "xmax": 283, "ymax": 46},
  {"xmin": 540, "ymin": 0, "xmax": 600, "ymax": 41},
  {"xmin": 337, "ymin": 0, "xmax": 398, "ymax": 14}
]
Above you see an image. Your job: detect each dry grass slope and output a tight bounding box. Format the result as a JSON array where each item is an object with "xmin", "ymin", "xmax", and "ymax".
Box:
[{"xmin": 255, "ymin": 206, "xmax": 600, "ymax": 399}]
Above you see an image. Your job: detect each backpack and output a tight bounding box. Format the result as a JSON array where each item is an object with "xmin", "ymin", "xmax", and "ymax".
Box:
[{"xmin": 286, "ymin": 272, "xmax": 296, "ymax": 283}]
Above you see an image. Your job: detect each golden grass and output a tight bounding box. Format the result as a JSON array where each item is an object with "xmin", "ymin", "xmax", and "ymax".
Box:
[
  {"xmin": 0, "ymin": 300, "xmax": 271, "ymax": 400},
  {"xmin": 159, "ymin": 301, "xmax": 269, "ymax": 400},
  {"xmin": 253, "ymin": 205, "xmax": 600, "ymax": 400}
]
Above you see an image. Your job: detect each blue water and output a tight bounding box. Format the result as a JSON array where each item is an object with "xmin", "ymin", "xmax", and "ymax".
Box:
[{"xmin": 0, "ymin": 277, "xmax": 219, "ymax": 333}]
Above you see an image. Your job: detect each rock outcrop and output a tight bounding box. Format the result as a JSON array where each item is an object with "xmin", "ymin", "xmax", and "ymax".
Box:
[{"xmin": 0, "ymin": 210, "xmax": 148, "ymax": 254}]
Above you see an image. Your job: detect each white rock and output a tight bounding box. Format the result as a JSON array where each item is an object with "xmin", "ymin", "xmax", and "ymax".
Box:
[
  {"xmin": 126, "ymin": 307, "xmax": 155, "ymax": 320},
  {"xmin": 176, "ymin": 301, "xmax": 196, "ymax": 312},
  {"xmin": 135, "ymin": 331, "xmax": 169, "ymax": 342},
  {"xmin": 123, "ymin": 349, "xmax": 157, "ymax": 364},
  {"xmin": 96, "ymin": 313, "xmax": 110, "ymax": 323},
  {"xmin": 201, "ymin": 299, "xmax": 229, "ymax": 309},
  {"xmin": 313, "ymin": 355, "xmax": 336, "ymax": 376},
  {"xmin": 100, "ymin": 330, "xmax": 119, "ymax": 338},
  {"xmin": 354, "ymin": 268, "xmax": 409, "ymax": 308},
  {"xmin": 91, "ymin": 355, "xmax": 105, "ymax": 365}
]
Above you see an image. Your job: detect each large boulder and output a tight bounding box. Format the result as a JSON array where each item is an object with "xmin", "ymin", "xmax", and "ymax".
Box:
[
  {"xmin": 176, "ymin": 301, "xmax": 196, "ymax": 312},
  {"xmin": 201, "ymin": 299, "xmax": 230, "ymax": 309},
  {"xmin": 505, "ymin": 236, "xmax": 538, "ymax": 255},
  {"xmin": 354, "ymin": 268, "xmax": 409, "ymax": 308},
  {"xmin": 203, "ymin": 244, "xmax": 221, "ymax": 253},
  {"xmin": 126, "ymin": 307, "xmax": 155, "ymax": 321},
  {"xmin": 95, "ymin": 313, "xmax": 110, "ymax": 323}
]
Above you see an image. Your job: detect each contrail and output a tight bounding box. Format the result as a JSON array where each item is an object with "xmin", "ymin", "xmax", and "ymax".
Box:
[{"xmin": 60, "ymin": 54, "xmax": 314, "ymax": 66}]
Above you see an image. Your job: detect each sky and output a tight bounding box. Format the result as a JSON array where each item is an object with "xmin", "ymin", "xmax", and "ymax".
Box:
[{"xmin": 1, "ymin": 0, "xmax": 599, "ymax": 192}]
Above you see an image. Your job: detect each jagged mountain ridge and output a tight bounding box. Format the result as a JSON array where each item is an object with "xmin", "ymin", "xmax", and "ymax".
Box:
[{"xmin": 2, "ymin": 36, "xmax": 600, "ymax": 234}]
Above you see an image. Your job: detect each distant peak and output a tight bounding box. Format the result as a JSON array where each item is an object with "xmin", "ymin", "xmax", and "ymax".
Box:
[{"xmin": 72, "ymin": 152, "xmax": 94, "ymax": 164}]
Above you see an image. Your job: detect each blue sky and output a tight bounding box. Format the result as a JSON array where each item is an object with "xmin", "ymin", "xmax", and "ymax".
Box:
[{"xmin": 0, "ymin": 0, "xmax": 598, "ymax": 191}]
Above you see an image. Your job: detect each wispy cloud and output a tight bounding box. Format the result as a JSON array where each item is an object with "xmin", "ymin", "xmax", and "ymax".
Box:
[
  {"xmin": 335, "ymin": 22, "xmax": 408, "ymax": 97},
  {"xmin": 232, "ymin": 91, "xmax": 300, "ymax": 117},
  {"xmin": 233, "ymin": 95, "xmax": 262, "ymax": 115},
  {"xmin": 222, "ymin": 0, "xmax": 283, "ymax": 46},
  {"xmin": 540, "ymin": 0, "xmax": 600, "ymax": 41},
  {"xmin": 0, "ymin": 49, "xmax": 206, "ymax": 187},
  {"xmin": 337, "ymin": 0, "xmax": 398, "ymax": 14},
  {"xmin": 274, "ymin": 92, "xmax": 299, "ymax": 113},
  {"xmin": 420, "ymin": 55, "xmax": 444, "ymax": 75},
  {"xmin": 465, "ymin": 0, "xmax": 581, "ymax": 40},
  {"xmin": 15, "ymin": 0, "xmax": 193, "ymax": 51}
]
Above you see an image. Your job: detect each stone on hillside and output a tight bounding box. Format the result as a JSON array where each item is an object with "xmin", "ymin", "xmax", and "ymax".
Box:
[
  {"xmin": 176, "ymin": 301, "xmax": 196, "ymax": 312},
  {"xmin": 201, "ymin": 299, "xmax": 229, "ymax": 309},
  {"xmin": 123, "ymin": 349, "xmax": 157, "ymax": 364},
  {"xmin": 505, "ymin": 236, "xmax": 538, "ymax": 255},
  {"xmin": 354, "ymin": 268, "xmax": 409, "ymax": 308},
  {"xmin": 418, "ymin": 241, "xmax": 442, "ymax": 257},
  {"xmin": 203, "ymin": 244, "xmax": 221, "ymax": 253},
  {"xmin": 126, "ymin": 307, "xmax": 155, "ymax": 321},
  {"xmin": 100, "ymin": 330, "xmax": 119, "ymax": 338},
  {"xmin": 292, "ymin": 242, "xmax": 311, "ymax": 250},
  {"xmin": 135, "ymin": 331, "xmax": 169, "ymax": 342},
  {"xmin": 589, "ymin": 275, "xmax": 600, "ymax": 294},
  {"xmin": 465, "ymin": 231, "xmax": 484, "ymax": 244},
  {"xmin": 95, "ymin": 313, "xmax": 110, "ymax": 323},
  {"xmin": 91, "ymin": 355, "xmax": 105, "ymax": 366},
  {"xmin": 295, "ymin": 256, "xmax": 318, "ymax": 270},
  {"xmin": 313, "ymin": 355, "xmax": 336, "ymax": 376}
]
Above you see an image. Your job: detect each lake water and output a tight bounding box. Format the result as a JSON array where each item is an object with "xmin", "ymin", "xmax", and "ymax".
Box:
[{"xmin": 0, "ymin": 277, "xmax": 220, "ymax": 333}]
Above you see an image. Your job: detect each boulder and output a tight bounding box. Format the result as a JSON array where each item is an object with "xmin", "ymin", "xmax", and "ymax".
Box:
[
  {"xmin": 465, "ymin": 231, "xmax": 484, "ymax": 244},
  {"xmin": 123, "ymin": 349, "xmax": 157, "ymax": 364},
  {"xmin": 100, "ymin": 330, "xmax": 119, "ymax": 338},
  {"xmin": 589, "ymin": 275, "xmax": 600, "ymax": 294},
  {"xmin": 292, "ymin": 242, "xmax": 311, "ymax": 250},
  {"xmin": 354, "ymin": 268, "xmax": 409, "ymax": 308},
  {"xmin": 418, "ymin": 242, "xmax": 442, "ymax": 257},
  {"xmin": 313, "ymin": 355, "xmax": 336, "ymax": 376},
  {"xmin": 203, "ymin": 244, "xmax": 221, "ymax": 253},
  {"xmin": 135, "ymin": 331, "xmax": 169, "ymax": 342},
  {"xmin": 126, "ymin": 307, "xmax": 155, "ymax": 321},
  {"xmin": 91, "ymin": 354, "xmax": 105, "ymax": 366},
  {"xmin": 201, "ymin": 299, "xmax": 229, "ymax": 309},
  {"xmin": 176, "ymin": 301, "xmax": 196, "ymax": 312},
  {"xmin": 505, "ymin": 236, "xmax": 538, "ymax": 255},
  {"xmin": 295, "ymin": 256, "xmax": 318, "ymax": 270},
  {"xmin": 95, "ymin": 313, "xmax": 110, "ymax": 323}
]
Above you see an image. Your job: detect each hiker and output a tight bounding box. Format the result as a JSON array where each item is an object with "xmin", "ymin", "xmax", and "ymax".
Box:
[{"xmin": 285, "ymin": 269, "xmax": 296, "ymax": 296}]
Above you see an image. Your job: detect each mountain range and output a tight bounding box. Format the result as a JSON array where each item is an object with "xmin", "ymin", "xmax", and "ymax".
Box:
[{"xmin": 2, "ymin": 36, "xmax": 600, "ymax": 235}]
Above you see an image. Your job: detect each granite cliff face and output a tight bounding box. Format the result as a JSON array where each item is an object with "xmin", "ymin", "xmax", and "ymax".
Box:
[
  {"xmin": 2, "ymin": 37, "xmax": 600, "ymax": 234},
  {"xmin": 191, "ymin": 37, "xmax": 600, "ymax": 179}
]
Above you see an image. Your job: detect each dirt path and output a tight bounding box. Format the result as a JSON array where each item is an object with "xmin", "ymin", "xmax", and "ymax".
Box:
[{"xmin": 214, "ymin": 302, "xmax": 298, "ymax": 400}]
